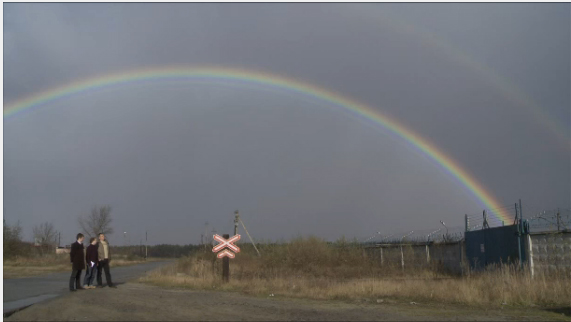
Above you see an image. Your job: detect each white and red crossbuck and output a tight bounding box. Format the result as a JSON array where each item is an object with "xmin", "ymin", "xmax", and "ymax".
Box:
[
  {"xmin": 212, "ymin": 234, "xmax": 241, "ymax": 254},
  {"xmin": 216, "ymin": 249, "xmax": 236, "ymax": 258}
]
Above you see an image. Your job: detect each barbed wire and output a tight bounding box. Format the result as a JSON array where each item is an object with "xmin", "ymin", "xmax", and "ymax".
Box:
[{"xmin": 361, "ymin": 206, "xmax": 569, "ymax": 245}]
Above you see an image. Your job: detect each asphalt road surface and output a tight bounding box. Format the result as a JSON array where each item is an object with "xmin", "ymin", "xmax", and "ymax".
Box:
[{"xmin": 3, "ymin": 260, "xmax": 172, "ymax": 315}]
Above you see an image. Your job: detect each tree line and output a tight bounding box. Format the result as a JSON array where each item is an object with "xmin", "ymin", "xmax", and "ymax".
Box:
[
  {"xmin": 3, "ymin": 205, "xmax": 114, "ymax": 258},
  {"xmin": 4, "ymin": 205, "xmax": 201, "ymax": 259}
]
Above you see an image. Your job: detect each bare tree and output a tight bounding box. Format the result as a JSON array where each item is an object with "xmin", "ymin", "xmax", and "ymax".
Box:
[
  {"xmin": 33, "ymin": 222, "xmax": 58, "ymax": 246},
  {"xmin": 4, "ymin": 219, "xmax": 25, "ymax": 258},
  {"xmin": 78, "ymin": 205, "xmax": 114, "ymax": 238},
  {"xmin": 33, "ymin": 222, "xmax": 59, "ymax": 255}
]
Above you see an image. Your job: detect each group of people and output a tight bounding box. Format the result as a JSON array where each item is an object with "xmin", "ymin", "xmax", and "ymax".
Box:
[{"xmin": 69, "ymin": 233, "xmax": 115, "ymax": 291}]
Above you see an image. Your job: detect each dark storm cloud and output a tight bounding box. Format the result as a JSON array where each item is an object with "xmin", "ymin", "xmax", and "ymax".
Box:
[{"xmin": 3, "ymin": 3, "xmax": 569, "ymax": 244}]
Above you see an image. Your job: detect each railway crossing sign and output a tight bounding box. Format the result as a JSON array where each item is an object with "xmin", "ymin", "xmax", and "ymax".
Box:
[
  {"xmin": 212, "ymin": 234, "xmax": 241, "ymax": 258},
  {"xmin": 216, "ymin": 249, "xmax": 236, "ymax": 258}
]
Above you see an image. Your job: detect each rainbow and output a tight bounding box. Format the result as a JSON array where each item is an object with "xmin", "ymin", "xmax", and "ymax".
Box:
[{"xmin": 3, "ymin": 65, "xmax": 513, "ymax": 223}]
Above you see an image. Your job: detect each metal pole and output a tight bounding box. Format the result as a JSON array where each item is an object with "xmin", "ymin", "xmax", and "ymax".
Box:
[
  {"xmin": 234, "ymin": 210, "xmax": 239, "ymax": 236},
  {"xmin": 378, "ymin": 234, "xmax": 393, "ymax": 267},
  {"xmin": 222, "ymin": 234, "xmax": 230, "ymax": 283},
  {"xmin": 400, "ymin": 244, "xmax": 404, "ymax": 272},
  {"xmin": 400, "ymin": 231, "xmax": 413, "ymax": 272},
  {"xmin": 527, "ymin": 234, "xmax": 534, "ymax": 278},
  {"xmin": 440, "ymin": 221, "xmax": 448, "ymax": 241},
  {"xmin": 482, "ymin": 210, "xmax": 489, "ymax": 229},
  {"xmin": 465, "ymin": 214, "xmax": 469, "ymax": 232},
  {"xmin": 518, "ymin": 199, "xmax": 523, "ymax": 269},
  {"xmin": 145, "ymin": 231, "xmax": 148, "ymax": 260},
  {"xmin": 426, "ymin": 228, "xmax": 440, "ymax": 264},
  {"xmin": 514, "ymin": 203, "xmax": 518, "ymax": 225}
]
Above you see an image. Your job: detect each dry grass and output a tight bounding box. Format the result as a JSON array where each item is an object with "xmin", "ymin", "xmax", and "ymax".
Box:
[
  {"xmin": 3, "ymin": 254, "xmax": 153, "ymax": 278},
  {"xmin": 3, "ymin": 254, "xmax": 71, "ymax": 278},
  {"xmin": 140, "ymin": 237, "xmax": 571, "ymax": 308}
]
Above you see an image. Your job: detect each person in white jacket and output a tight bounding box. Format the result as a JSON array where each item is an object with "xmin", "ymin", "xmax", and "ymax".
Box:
[{"xmin": 96, "ymin": 233, "xmax": 116, "ymax": 288}]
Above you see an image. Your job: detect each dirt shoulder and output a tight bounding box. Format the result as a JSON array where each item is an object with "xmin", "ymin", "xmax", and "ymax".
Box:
[{"xmin": 5, "ymin": 282, "xmax": 569, "ymax": 321}]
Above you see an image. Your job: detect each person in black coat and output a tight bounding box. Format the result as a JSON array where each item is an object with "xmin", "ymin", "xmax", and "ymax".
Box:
[
  {"xmin": 83, "ymin": 237, "xmax": 99, "ymax": 288},
  {"xmin": 69, "ymin": 233, "xmax": 86, "ymax": 291}
]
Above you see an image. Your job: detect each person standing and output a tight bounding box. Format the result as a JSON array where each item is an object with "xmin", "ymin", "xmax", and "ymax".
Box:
[
  {"xmin": 69, "ymin": 233, "xmax": 85, "ymax": 292},
  {"xmin": 96, "ymin": 233, "xmax": 116, "ymax": 288},
  {"xmin": 83, "ymin": 237, "xmax": 99, "ymax": 289}
]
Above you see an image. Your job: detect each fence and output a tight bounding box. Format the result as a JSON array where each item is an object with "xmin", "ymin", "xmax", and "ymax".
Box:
[
  {"xmin": 364, "ymin": 240, "xmax": 465, "ymax": 275},
  {"xmin": 525, "ymin": 208, "xmax": 571, "ymax": 233},
  {"xmin": 362, "ymin": 203, "xmax": 571, "ymax": 277},
  {"xmin": 526, "ymin": 231, "xmax": 571, "ymax": 277}
]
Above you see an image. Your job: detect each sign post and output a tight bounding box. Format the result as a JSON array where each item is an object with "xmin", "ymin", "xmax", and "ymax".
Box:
[
  {"xmin": 212, "ymin": 233, "xmax": 241, "ymax": 283},
  {"xmin": 222, "ymin": 234, "xmax": 230, "ymax": 282}
]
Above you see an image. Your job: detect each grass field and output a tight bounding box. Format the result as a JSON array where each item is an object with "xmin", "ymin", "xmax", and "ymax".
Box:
[
  {"xmin": 3, "ymin": 254, "xmax": 155, "ymax": 278},
  {"xmin": 140, "ymin": 236, "xmax": 571, "ymax": 308}
]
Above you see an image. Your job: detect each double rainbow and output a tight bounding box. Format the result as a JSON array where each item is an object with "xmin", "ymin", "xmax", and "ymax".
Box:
[{"xmin": 3, "ymin": 66, "xmax": 512, "ymax": 223}]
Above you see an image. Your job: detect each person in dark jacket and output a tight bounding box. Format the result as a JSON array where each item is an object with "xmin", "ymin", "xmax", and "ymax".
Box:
[
  {"xmin": 69, "ymin": 233, "xmax": 86, "ymax": 292},
  {"xmin": 83, "ymin": 237, "xmax": 99, "ymax": 289}
]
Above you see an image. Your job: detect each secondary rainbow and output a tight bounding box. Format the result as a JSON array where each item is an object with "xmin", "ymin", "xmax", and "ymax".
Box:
[
  {"xmin": 350, "ymin": 6, "xmax": 570, "ymax": 150},
  {"xmin": 3, "ymin": 65, "xmax": 512, "ymax": 223}
]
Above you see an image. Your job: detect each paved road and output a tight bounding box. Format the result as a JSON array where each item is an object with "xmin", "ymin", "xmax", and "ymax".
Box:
[{"xmin": 3, "ymin": 261, "xmax": 172, "ymax": 314}]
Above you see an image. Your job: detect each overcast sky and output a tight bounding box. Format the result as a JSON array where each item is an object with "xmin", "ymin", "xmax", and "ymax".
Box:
[{"xmin": 3, "ymin": 3, "xmax": 570, "ymax": 245}]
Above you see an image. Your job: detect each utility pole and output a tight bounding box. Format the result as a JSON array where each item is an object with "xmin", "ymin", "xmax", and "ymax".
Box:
[
  {"xmin": 517, "ymin": 199, "xmax": 523, "ymax": 269},
  {"xmin": 204, "ymin": 222, "xmax": 209, "ymax": 250},
  {"xmin": 234, "ymin": 210, "xmax": 239, "ymax": 236}
]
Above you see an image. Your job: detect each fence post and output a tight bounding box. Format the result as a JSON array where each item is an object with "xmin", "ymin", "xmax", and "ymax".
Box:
[
  {"xmin": 460, "ymin": 240, "xmax": 465, "ymax": 276},
  {"xmin": 557, "ymin": 210, "xmax": 561, "ymax": 232},
  {"xmin": 400, "ymin": 245, "xmax": 405, "ymax": 272},
  {"xmin": 514, "ymin": 203, "xmax": 518, "ymax": 225},
  {"xmin": 527, "ymin": 234, "xmax": 534, "ymax": 278},
  {"xmin": 465, "ymin": 214, "xmax": 469, "ymax": 232},
  {"xmin": 222, "ymin": 234, "xmax": 230, "ymax": 283}
]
